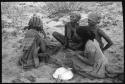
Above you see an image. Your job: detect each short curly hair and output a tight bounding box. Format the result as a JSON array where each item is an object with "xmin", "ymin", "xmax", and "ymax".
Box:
[
  {"xmin": 88, "ymin": 12, "xmax": 101, "ymax": 23},
  {"xmin": 70, "ymin": 13, "xmax": 81, "ymax": 21}
]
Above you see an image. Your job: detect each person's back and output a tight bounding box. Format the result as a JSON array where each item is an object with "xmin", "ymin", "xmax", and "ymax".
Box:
[
  {"xmin": 23, "ymin": 14, "xmax": 46, "ymax": 38},
  {"xmin": 19, "ymin": 15, "xmax": 48, "ymax": 69},
  {"xmin": 20, "ymin": 29, "xmax": 41, "ymax": 69},
  {"xmin": 24, "ymin": 29, "xmax": 43, "ymax": 49}
]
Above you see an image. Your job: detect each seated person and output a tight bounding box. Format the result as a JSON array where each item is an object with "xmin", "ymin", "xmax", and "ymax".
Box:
[
  {"xmin": 52, "ymin": 13, "xmax": 83, "ymax": 51},
  {"xmin": 18, "ymin": 14, "xmax": 49, "ymax": 69},
  {"xmin": 86, "ymin": 12, "xmax": 113, "ymax": 52},
  {"xmin": 23, "ymin": 14, "xmax": 46, "ymax": 39},
  {"xmin": 71, "ymin": 12, "xmax": 114, "ymax": 78},
  {"xmin": 74, "ymin": 17, "xmax": 123, "ymax": 78}
]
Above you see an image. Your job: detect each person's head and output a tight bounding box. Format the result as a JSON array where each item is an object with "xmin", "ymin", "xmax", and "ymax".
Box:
[
  {"xmin": 28, "ymin": 14, "xmax": 43, "ymax": 32},
  {"xmin": 70, "ymin": 13, "xmax": 81, "ymax": 23},
  {"xmin": 88, "ymin": 12, "xmax": 101, "ymax": 26}
]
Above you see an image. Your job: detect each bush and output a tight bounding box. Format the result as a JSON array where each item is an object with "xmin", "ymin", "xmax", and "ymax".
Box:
[
  {"xmin": 11, "ymin": 31, "xmax": 17, "ymax": 37},
  {"xmin": 42, "ymin": 2, "xmax": 123, "ymax": 28},
  {"xmin": 94, "ymin": 2, "xmax": 123, "ymax": 28},
  {"xmin": 42, "ymin": 2, "xmax": 83, "ymax": 18},
  {"xmin": 1, "ymin": 2, "xmax": 27, "ymax": 28},
  {"xmin": 2, "ymin": 31, "xmax": 9, "ymax": 41},
  {"xmin": 2, "ymin": 20, "xmax": 6, "ymax": 28}
]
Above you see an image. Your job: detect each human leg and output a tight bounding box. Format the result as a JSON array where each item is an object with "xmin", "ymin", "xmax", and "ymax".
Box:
[
  {"xmin": 38, "ymin": 53, "xmax": 50, "ymax": 63},
  {"xmin": 71, "ymin": 39, "xmax": 108, "ymax": 78},
  {"xmin": 84, "ymin": 39, "xmax": 108, "ymax": 77},
  {"xmin": 52, "ymin": 32, "xmax": 66, "ymax": 45}
]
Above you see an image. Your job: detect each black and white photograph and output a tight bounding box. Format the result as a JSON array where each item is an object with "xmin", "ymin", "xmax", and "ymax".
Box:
[{"xmin": 1, "ymin": 2, "xmax": 124, "ymax": 83}]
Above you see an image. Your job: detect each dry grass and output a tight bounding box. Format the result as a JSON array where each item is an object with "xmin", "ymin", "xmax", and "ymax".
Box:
[{"xmin": 2, "ymin": 2, "xmax": 123, "ymax": 83}]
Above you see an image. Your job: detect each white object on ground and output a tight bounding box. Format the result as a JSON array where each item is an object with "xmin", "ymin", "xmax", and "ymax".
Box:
[{"xmin": 53, "ymin": 67, "xmax": 73, "ymax": 81}]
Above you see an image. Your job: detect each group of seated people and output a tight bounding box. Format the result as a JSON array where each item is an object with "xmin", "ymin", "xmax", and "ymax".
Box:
[{"xmin": 18, "ymin": 12, "xmax": 115, "ymax": 78}]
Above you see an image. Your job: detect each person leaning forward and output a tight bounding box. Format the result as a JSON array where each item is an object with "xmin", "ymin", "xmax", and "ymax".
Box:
[
  {"xmin": 18, "ymin": 14, "xmax": 49, "ymax": 69},
  {"xmin": 23, "ymin": 14, "xmax": 47, "ymax": 39}
]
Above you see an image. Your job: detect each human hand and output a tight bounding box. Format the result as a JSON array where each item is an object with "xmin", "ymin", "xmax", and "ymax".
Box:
[
  {"xmin": 61, "ymin": 46, "xmax": 67, "ymax": 51},
  {"xmin": 102, "ymin": 48, "xmax": 106, "ymax": 52},
  {"xmin": 70, "ymin": 46, "xmax": 77, "ymax": 51},
  {"xmin": 44, "ymin": 35, "xmax": 48, "ymax": 39}
]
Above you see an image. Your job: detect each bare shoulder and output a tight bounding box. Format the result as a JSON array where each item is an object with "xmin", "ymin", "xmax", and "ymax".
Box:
[
  {"xmin": 97, "ymin": 28, "xmax": 106, "ymax": 35},
  {"xmin": 65, "ymin": 22, "xmax": 70, "ymax": 26},
  {"xmin": 97, "ymin": 28, "xmax": 103, "ymax": 32}
]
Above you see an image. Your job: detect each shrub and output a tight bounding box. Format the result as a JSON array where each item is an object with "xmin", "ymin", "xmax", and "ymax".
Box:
[
  {"xmin": 2, "ymin": 31, "xmax": 9, "ymax": 41},
  {"xmin": 42, "ymin": 2, "xmax": 123, "ymax": 28},
  {"xmin": 95, "ymin": 2, "xmax": 123, "ymax": 28},
  {"xmin": 11, "ymin": 31, "xmax": 17, "ymax": 37},
  {"xmin": 42, "ymin": 2, "xmax": 83, "ymax": 18}
]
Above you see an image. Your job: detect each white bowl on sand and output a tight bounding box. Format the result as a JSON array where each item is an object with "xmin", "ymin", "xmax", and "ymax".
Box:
[{"xmin": 53, "ymin": 67, "xmax": 73, "ymax": 81}]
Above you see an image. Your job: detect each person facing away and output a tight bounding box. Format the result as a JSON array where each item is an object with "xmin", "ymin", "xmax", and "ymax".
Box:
[
  {"xmin": 18, "ymin": 14, "xmax": 49, "ymax": 69},
  {"xmin": 52, "ymin": 13, "xmax": 83, "ymax": 51},
  {"xmin": 23, "ymin": 14, "xmax": 47, "ymax": 39}
]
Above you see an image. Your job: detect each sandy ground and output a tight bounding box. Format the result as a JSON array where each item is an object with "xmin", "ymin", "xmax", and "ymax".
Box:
[
  {"xmin": 2, "ymin": 23, "xmax": 124, "ymax": 83},
  {"xmin": 2, "ymin": 2, "xmax": 124, "ymax": 83}
]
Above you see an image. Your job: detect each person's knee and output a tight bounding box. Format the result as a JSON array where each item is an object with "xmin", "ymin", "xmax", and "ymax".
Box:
[
  {"xmin": 52, "ymin": 32, "xmax": 63, "ymax": 39},
  {"xmin": 52, "ymin": 32, "xmax": 59, "ymax": 37}
]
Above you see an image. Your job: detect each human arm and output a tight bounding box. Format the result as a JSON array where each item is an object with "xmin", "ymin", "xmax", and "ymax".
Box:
[
  {"xmin": 38, "ymin": 36, "xmax": 47, "ymax": 53},
  {"xmin": 77, "ymin": 54, "xmax": 94, "ymax": 66},
  {"xmin": 71, "ymin": 42, "xmax": 83, "ymax": 50},
  {"xmin": 98, "ymin": 29, "xmax": 113, "ymax": 51},
  {"xmin": 64, "ymin": 24, "xmax": 69, "ymax": 48},
  {"xmin": 40, "ymin": 28, "xmax": 47, "ymax": 39},
  {"xmin": 67, "ymin": 50, "xmax": 94, "ymax": 66},
  {"xmin": 23, "ymin": 26, "xmax": 29, "ymax": 30}
]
